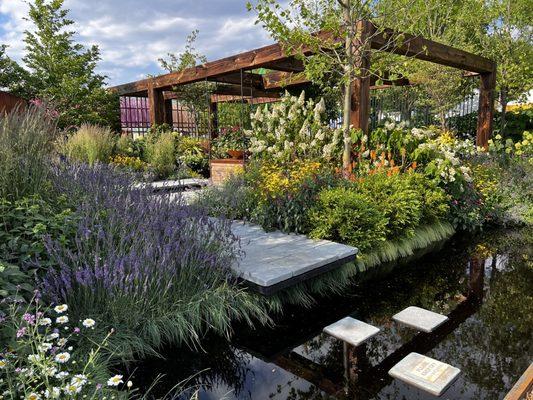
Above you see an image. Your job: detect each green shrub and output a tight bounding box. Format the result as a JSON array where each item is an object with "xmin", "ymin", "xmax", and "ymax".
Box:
[
  {"xmin": 309, "ymin": 188, "xmax": 388, "ymax": 251},
  {"xmin": 145, "ymin": 131, "xmax": 177, "ymax": 179},
  {"xmin": 354, "ymin": 172, "xmax": 423, "ymax": 239},
  {"xmin": 0, "ymin": 107, "xmax": 57, "ymax": 200},
  {"xmin": 63, "ymin": 124, "xmax": 115, "ymax": 165},
  {"xmin": 194, "ymin": 174, "xmax": 257, "ymax": 221},
  {"xmin": 407, "ymin": 173, "xmax": 450, "ymax": 223},
  {"xmin": 0, "ymin": 261, "xmax": 34, "ymax": 304},
  {"xmin": 0, "ymin": 196, "xmax": 76, "ymax": 268},
  {"xmin": 114, "ymin": 134, "xmax": 145, "ymax": 159},
  {"xmin": 177, "ymin": 137, "xmax": 209, "ymax": 177}
]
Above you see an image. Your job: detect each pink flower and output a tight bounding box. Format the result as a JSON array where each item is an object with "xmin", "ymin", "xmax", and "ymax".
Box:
[
  {"xmin": 23, "ymin": 313, "xmax": 36, "ymax": 325},
  {"xmin": 73, "ymin": 327, "xmax": 80, "ymax": 334},
  {"xmin": 16, "ymin": 327, "xmax": 26, "ymax": 338}
]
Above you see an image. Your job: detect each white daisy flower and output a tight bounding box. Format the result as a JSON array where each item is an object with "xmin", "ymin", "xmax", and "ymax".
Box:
[
  {"xmin": 26, "ymin": 393, "xmax": 40, "ymax": 400},
  {"xmin": 39, "ymin": 318, "xmax": 52, "ymax": 326},
  {"xmin": 82, "ymin": 318, "xmax": 95, "ymax": 328},
  {"xmin": 71, "ymin": 374, "xmax": 87, "ymax": 387},
  {"xmin": 56, "ymin": 316, "xmax": 68, "ymax": 324},
  {"xmin": 107, "ymin": 375, "xmax": 123, "ymax": 387},
  {"xmin": 54, "ymin": 352, "xmax": 71, "ymax": 364},
  {"xmin": 54, "ymin": 305, "xmax": 68, "ymax": 313},
  {"xmin": 63, "ymin": 384, "xmax": 81, "ymax": 395}
]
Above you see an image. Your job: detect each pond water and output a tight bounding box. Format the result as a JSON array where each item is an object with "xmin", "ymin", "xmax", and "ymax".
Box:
[{"xmin": 130, "ymin": 229, "xmax": 532, "ymax": 400}]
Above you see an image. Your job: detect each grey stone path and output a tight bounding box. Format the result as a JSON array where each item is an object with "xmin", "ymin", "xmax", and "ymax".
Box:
[
  {"xmin": 231, "ymin": 221, "xmax": 358, "ymax": 291},
  {"xmin": 392, "ymin": 306, "xmax": 449, "ymax": 333},
  {"xmin": 389, "ymin": 352, "xmax": 461, "ymax": 396},
  {"xmin": 136, "ymin": 178, "xmax": 209, "ymax": 191},
  {"xmin": 323, "ymin": 316, "xmax": 380, "ymax": 347}
]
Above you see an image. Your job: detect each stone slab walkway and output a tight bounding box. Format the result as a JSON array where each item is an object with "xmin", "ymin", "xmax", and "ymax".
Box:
[
  {"xmin": 389, "ymin": 352, "xmax": 460, "ymax": 396},
  {"xmin": 323, "ymin": 316, "xmax": 380, "ymax": 347},
  {"xmin": 393, "ymin": 306, "xmax": 449, "ymax": 333},
  {"xmin": 231, "ymin": 221, "xmax": 358, "ymax": 294},
  {"xmin": 136, "ymin": 178, "xmax": 209, "ymax": 191}
]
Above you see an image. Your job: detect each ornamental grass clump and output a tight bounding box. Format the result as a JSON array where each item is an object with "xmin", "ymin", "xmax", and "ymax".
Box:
[
  {"xmin": 0, "ymin": 106, "xmax": 58, "ymax": 200},
  {"xmin": 39, "ymin": 164, "xmax": 267, "ymax": 358},
  {"xmin": 63, "ymin": 124, "xmax": 115, "ymax": 166}
]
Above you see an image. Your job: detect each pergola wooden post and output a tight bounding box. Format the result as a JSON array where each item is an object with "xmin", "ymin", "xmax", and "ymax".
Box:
[
  {"xmin": 147, "ymin": 83, "xmax": 165, "ymax": 126},
  {"xmin": 350, "ymin": 20, "xmax": 373, "ymax": 135},
  {"xmin": 476, "ymin": 68, "xmax": 497, "ymax": 148}
]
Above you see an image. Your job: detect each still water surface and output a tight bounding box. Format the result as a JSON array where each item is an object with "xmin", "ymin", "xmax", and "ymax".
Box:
[{"xmin": 132, "ymin": 229, "xmax": 532, "ymax": 400}]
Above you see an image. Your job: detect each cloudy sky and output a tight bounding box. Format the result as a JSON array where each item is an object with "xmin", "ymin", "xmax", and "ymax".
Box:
[{"xmin": 0, "ymin": 0, "xmax": 272, "ymax": 86}]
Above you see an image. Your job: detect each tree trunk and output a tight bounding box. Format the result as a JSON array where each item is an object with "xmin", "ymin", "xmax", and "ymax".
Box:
[
  {"xmin": 500, "ymin": 89, "xmax": 507, "ymax": 135},
  {"xmin": 342, "ymin": 0, "xmax": 353, "ymax": 176}
]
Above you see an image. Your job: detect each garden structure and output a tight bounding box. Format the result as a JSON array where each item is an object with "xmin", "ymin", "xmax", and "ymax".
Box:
[{"xmin": 111, "ymin": 21, "xmax": 497, "ymax": 148}]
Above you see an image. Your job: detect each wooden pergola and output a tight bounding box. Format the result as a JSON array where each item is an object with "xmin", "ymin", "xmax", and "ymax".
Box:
[{"xmin": 111, "ymin": 22, "xmax": 496, "ymax": 146}]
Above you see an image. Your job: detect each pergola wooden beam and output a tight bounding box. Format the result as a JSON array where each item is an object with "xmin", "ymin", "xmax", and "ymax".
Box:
[
  {"xmin": 371, "ymin": 28, "xmax": 494, "ymax": 74},
  {"xmin": 111, "ymin": 20, "xmax": 496, "ymax": 145}
]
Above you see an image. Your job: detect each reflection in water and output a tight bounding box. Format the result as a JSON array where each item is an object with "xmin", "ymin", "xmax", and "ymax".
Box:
[{"xmin": 129, "ymin": 229, "xmax": 532, "ymax": 400}]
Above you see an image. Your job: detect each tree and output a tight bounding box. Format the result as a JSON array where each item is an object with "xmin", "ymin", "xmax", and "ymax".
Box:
[
  {"xmin": 0, "ymin": 45, "xmax": 31, "ymax": 98},
  {"xmin": 479, "ymin": 0, "xmax": 532, "ymax": 134},
  {"xmin": 157, "ymin": 30, "xmax": 214, "ymax": 111},
  {"xmin": 22, "ymin": 0, "xmax": 118, "ymax": 130},
  {"xmin": 247, "ymin": 0, "xmax": 424, "ymax": 173}
]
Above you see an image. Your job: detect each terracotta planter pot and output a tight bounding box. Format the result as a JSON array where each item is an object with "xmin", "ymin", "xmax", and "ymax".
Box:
[{"xmin": 227, "ymin": 150, "xmax": 244, "ymax": 159}]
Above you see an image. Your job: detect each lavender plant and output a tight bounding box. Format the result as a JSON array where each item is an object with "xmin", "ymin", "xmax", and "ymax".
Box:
[{"xmin": 38, "ymin": 164, "xmax": 268, "ymax": 358}]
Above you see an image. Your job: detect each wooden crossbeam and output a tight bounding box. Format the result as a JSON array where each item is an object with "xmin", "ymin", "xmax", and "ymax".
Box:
[
  {"xmin": 260, "ymin": 57, "xmax": 305, "ymax": 73},
  {"xmin": 111, "ymin": 24, "xmax": 493, "ymax": 96},
  {"xmin": 207, "ymin": 72, "xmax": 265, "ymax": 88},
  {"xmin": 371, "ymin": 28, "xmax": 495, "ymax": 74}
]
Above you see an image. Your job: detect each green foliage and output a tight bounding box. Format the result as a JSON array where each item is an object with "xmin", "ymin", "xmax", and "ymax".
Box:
[
  {"xmin": 176, "ymin": 137, "xmax": 209, "ymax": 177},
  {"xmin": 309, "ymin": 187, "xmax": 388, "ymax": 251},
  {"xmin": 0, "ymin": 106, "xmax": 57, "ymax": 201},
  {"xmin": 353, "ymin": 172, "xmax": 423, "ymax": 238},
  {"xmin": 193, "ymin": 174, "xmax": 257, "ymax": 221},
  {"xmin": 18, "ymin": 0, "xmax": 119, "ymax": 129},
  {"xmin": 114, "ymin": 135, "xmax": 145, "ymax": 158},
  {"xmin": 0, "ymin": 196, "xmax": 76, "ymax": 268},
  {"xmin": 63, "ymin": 124, "xmax": 115, "ymax": 165},
  {"xmin": 212, "ymin": 126, "xmax": 248, "ymax": 157},
  {"xmin": 0, "ymin": 261, "xmax": 34, "ymax": 304},
  {"xmin": 0, "ymin": 45, "xmax": 31, "ymax": 99},
  {"xmin": 145, "ymin": 131, "xmax": 177, "ymax": 179}
]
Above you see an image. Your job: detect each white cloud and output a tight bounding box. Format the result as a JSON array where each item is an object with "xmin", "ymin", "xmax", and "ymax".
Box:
[{"xmin": 0, "ymin": 0, "xmax": 272, "ymax": 85}]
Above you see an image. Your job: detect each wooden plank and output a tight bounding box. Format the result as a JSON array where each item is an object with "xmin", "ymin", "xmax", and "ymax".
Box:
[
  {"xmin": 504, "ymin": 363, "xmax": 533, "ymax": 400},
  {"xmin": 476, "ymin": 69, "xmax": 496, "ymax": 148},
  {"xmin": 370, "ymin": 27, "xmax": 495, "ymax": 74},
  {"xmin": 261, "ymin": 57, "xmax": 305, "ymax": 73},
  {"xmin": 207, "ymin": 71, "xmax": 265, "ymax": 88}
]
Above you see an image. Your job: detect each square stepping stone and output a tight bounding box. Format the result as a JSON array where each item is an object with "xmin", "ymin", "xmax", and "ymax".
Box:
[
  {"xmin": 389, "ymin": 352, "xmax": 460, "ymax": 396},
  {"xmin": 323, "ymin": 317, "xmax": 380, "ymax": 347},
  {"xmin": 392, "ymin": 306, "xmax": 448, "ymax": 333}
]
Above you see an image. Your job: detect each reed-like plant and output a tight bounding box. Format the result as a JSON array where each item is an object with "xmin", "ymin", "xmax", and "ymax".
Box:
[
  {"xmin": 40, "ymin": 164, "xmax": 268, "ymax": 358},
  {"xmin": 63, "ymin": 124, "xmax": 115, "ymax": 165},
  {"xmin": 0, "ymin": 106, "xmax": 58, "ymax": 200}
]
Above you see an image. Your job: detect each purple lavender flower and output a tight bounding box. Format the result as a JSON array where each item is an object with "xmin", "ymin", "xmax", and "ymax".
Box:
[{"xmin": 38, "ymin": 163, "xmax": 240, "ymax": 311}]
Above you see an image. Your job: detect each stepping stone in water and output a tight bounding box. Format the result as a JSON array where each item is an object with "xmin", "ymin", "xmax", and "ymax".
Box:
[
  {"xmin": 388, "ymin": 352, "xmax": 461, "ymax": 397},
  {"xmin": 392, "ymin": 306, "xmax": 448, "ymax": 333},
  {"xmin": 323, "ymin": 317, "xmax": 380, "ymax": 347}
]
